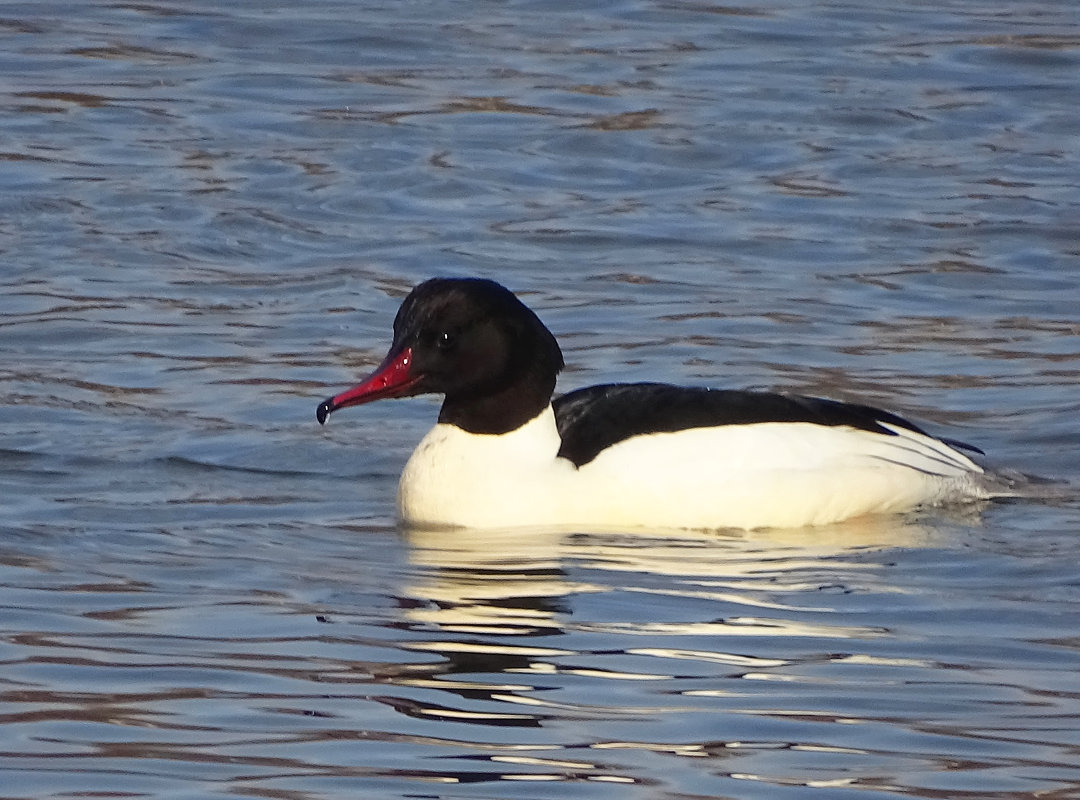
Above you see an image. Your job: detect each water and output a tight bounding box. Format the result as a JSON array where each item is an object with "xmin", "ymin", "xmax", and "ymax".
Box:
[{"xmin": 3, "ymin": 1, "xmax": 1080, "ymax": 797}]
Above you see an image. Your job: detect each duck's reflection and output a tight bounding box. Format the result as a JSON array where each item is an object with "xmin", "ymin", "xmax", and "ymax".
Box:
[
  {"xmin": 376, "ymin": 512, "xmax": 985, "ymax": 785},
  {"xmin": 383, "ymin": 515, "xmax": 961, "ymax": 719},
  {"xmin": 401, "ymin": 514, "xmax": 954, "ymax": 634},
  {"xmin": 402, "ymin": 527, "xmax": 576, "ymax": 638}
]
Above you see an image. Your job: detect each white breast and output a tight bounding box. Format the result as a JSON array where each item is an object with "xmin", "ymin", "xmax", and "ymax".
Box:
[
  {"xmin": 396, "ymin": 405, "xmax": 991, "ymax": 530},
  {"xmin": 397, "ymin": 406, "xmax": 569, "ymax": 528}
]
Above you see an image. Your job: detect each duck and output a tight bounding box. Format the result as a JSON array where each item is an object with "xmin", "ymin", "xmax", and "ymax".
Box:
[{"xmin": 316, "ymin": 277, "xmax": 1006, "ymax": 530}]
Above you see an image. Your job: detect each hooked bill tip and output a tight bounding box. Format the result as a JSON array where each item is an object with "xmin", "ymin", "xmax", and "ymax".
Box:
[{"xmin": 316, "ymin": 399, "xmax": 333, "ymax": 425}]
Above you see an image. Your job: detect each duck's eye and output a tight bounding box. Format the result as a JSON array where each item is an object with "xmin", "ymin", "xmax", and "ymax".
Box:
[{"xmin": 435, "ymin": 330, "xmax": 456, "ymax": 351}]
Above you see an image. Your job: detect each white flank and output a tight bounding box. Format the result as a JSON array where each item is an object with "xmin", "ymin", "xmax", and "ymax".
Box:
[{"xmin": 396, "ymin": 405, "xmax": 993, "ymax": 531}]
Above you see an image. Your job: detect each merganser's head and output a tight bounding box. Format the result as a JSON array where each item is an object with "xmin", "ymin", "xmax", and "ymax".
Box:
[{"xmin": 317, "ymin": 278, "xmax": 563, "ymax": 434}]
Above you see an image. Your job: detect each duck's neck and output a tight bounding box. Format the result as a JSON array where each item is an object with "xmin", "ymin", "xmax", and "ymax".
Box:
[{"xmin": 438, "ymin": 371, "xmax": 556, "ymax": 435}]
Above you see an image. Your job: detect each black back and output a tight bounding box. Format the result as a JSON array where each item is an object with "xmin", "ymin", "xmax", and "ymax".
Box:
[{"xmin": 553, "ymin": 382, "xmax": 981, "ymax": 468}]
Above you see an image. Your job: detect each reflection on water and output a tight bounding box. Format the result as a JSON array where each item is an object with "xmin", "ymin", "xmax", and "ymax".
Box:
[
  {"xmin": 4, "ymin": 509, "xmax": 1079, "ymax": 797},
  {"xmin": 391, "ymin": 522, "xmax": 1080, "ymax": 794},
  {"xmin": 404, "ymin": 519, "xmax": 937, "ymax": 634},
  {"xmin": 0, "ymin": 512, "xmax": 1076, "ymax": 795}
]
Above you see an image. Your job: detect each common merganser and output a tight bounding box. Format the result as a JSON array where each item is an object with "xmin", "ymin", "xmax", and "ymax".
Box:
[{"xmin": 317, "ymin": 277, "xmax": 1005, "ymax": 530}]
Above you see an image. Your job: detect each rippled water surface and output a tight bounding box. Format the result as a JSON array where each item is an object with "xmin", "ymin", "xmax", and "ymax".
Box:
[{"xmin": 3, "ymin": 1, "xmax": 1080, "ymax": 797}]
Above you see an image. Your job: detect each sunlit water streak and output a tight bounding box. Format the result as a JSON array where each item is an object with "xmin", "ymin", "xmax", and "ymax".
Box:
[{"xmin": 2, "ymin": 1, "xmax": 1080, "ymax": 798}]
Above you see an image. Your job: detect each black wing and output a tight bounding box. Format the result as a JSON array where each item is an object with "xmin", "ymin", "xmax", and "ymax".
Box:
[{"xmin": 552, "ymin": 382, "xmax": 981, "ymax": 468}]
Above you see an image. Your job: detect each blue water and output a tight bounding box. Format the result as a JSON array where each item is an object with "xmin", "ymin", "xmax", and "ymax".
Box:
[{"xmin": 3, "ymin": 1, "xmax": 1080, "ymax": 797}]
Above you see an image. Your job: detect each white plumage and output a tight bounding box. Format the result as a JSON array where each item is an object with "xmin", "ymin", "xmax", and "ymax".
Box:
[{"xmin": 398, "ymin": 405, "xmax": 994, "ymax": 531}]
